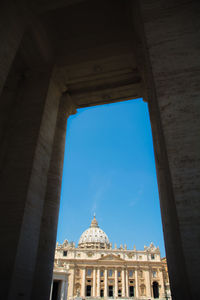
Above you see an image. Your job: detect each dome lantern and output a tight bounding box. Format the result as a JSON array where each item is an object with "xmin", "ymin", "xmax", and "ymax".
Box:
[{"xmin": 90, "ymin": 214, "xmax": 99, "ymax": 228}]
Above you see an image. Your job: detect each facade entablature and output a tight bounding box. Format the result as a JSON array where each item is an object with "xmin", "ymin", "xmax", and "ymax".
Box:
[{"xmin": 55, "ymin": 249, "xmax": 161, "ymax": 262}]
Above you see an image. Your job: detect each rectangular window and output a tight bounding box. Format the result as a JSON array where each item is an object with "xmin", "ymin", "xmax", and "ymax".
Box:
[
  {"xmin": 108, "ymin": 286, "xmax": 113, "ymax": 297},
  {"xmin": 100, "ymin": 289, "xmax": 104, "ymax": 297},
  {"xmin": 152, "ymin": 271, "xmax": 157, "ymax": 278},
  {"xmin": 118, "ymin": 271, "xmax": 121, "ymax": 277},
  {"xmin": 151, "ymin": 254, "xmax": 155, "ymax": 260},
  {"xmin": 100, "ymin": 270, "xmax": 104, "ymax": 277},
  {"xmin": 108, "ymin": 269, "xmax": 113, "ymax": 277},
  {"xmin": 63, "ymin": 250, "xmax": 67, "ymax": 256},
  {"xmin": 86, "ymin": 285, "xmax": 91, "ymax": 297},
  {"xmin": 129, "ymin": 270, "xmax": 133, "ymax": 277},
  {"xmin": 129, "ymin": 286, "xmax": 134, "ymax": 297},
  {"xmin": 118, "ymin": 289, "xmax": 122, "ymax": 297},
  {"xmin": 87, "ymin": 269, "xmax": 92, "ymax": 276}
]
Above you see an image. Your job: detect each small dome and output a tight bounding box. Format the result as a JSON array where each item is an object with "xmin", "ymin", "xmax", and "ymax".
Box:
[{"xmin": 78, "ymin": 216, "xmax": 109, "ymax": 246}]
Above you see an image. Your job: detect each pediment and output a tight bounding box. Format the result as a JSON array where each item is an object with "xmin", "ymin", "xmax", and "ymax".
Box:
[{"xmin": 98, "ymin": 254, "xmax": 125, "ymax": 262}]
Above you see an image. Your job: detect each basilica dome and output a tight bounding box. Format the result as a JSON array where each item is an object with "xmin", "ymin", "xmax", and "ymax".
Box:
[{"xmin": 78, "ymin": 215, "xmax": 110, "ymax": 247}]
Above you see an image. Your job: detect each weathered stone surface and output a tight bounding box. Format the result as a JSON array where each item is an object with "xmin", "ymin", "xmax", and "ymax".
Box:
[
  {"xmin": 0, "ymin": 1, "xmax": 25, "ymax": 95},
  {"xmin": 137, "ymin": 1, "xmax": 200, "ymax": 299},
  {"xmin": 31, "ymin": 95, "xmax": 76, "ymax": 300},
  {"xmin": 0, "ymin": 67, "xmax": 61, "ymax": 299}
]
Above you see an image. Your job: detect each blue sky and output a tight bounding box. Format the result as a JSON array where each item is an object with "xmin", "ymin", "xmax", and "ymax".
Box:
[{"xmin": 57, "ymin": 98, "xmax": 165, "ymax": 257}]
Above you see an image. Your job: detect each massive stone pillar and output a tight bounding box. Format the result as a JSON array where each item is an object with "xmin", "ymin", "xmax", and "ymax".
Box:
[
  {"xmin": 0, "ymin": 67, "xmax": 61, "ymax": 299},
  {"xmin": 0, "ymin": 1, "xmax": 26, "ymax": 96},
  {"xmin": 133, "ymin": 1, "xmax": 200, "ymax": 299},
  {"xmin": 31, "ymin": 94, "xmax": 76, "ymax": 300}
]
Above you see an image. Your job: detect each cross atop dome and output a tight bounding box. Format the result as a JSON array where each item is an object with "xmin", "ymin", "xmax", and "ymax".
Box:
[{"xmin": 90, "ymin": 214, "xmax": 99, "ymax": 228}]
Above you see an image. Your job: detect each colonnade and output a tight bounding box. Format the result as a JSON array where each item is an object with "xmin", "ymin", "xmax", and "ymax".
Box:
[
  {"xmin": 69, "ymin": 267, "xmax": 166, "ymax": 298},
  {"xmin": 50, "ymin": 279, "xmax": 68, "ymax": 300}
]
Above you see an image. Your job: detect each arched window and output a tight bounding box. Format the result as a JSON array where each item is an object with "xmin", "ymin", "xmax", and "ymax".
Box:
[{"xmin": 153, "ymin": 281, "xmax": 159, "ymax": 298}]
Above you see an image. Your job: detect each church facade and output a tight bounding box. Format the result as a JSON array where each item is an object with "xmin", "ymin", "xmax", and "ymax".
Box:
[{"xmin": 51, "ymin": 216, "xmax": 171, "ymax": 300}]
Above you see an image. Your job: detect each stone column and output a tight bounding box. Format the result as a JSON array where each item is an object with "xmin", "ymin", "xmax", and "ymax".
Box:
[
  {"xmin": 134, "ymin": 269, "xmax": 139, "ymax": 298},
  {"xmin": 0, "ymin": 67, "xmax": 61, "ymax": 299},
  {"xmin": 126, "ymin": 269, "xmax": 129, "ymax": 297},
  {"xmin": 93, "ymin": 268, "xmax": 96, "ymax": 297},
  {"xmin": 81, "ymin": 268, "xmax": 86, "ymax": 297},
  {"xmin": 60, "ymin": 281, "xmax": 65, "ymax": 300},
  {"xmin": 145, "ymin": 269, "xmax": 151, "ymax": 298},
  {"xmin": 31, "ymin": 94, "xmax": 76, "ymax": 300},
  {"xmin": 63, "ymin": 279, "xmax": 68, "ymax": 300},
  {"xmin": 70, "ymin": 267, "xmax": 75, "ymax": 299},
  {"xmin": 134, "ymin": 1, "xmax": 200, "ymax": 299},
  {"xmin": 49, "ymin": 279, "xmax": 53, "ymax": 300},
  {"xmin": 97, "ymin": 268, "xmax": 100, "ymax": 297},
  {"xmin": 104, "ymin": 269, "xmax": 108, "ymax": 297},
  {"xmin": 115, "ymin": 268, "xmax": 118, "ymax": 298},
  {"xmin": 159, "ymin": 268, "xmax": 165, "ymax": 298},
  {"xmin": 0, "ymin": 0, "xmax": 26, "ymax": 96},
  {"xmin": 122, "ymin": 269, "xmax": 125, "ymax": 297}
]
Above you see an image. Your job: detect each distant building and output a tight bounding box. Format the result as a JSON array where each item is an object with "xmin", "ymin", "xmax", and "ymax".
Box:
[{"xmin": 51, "ymin": 216, "xmax": 171, "ymax": 300}]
